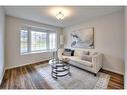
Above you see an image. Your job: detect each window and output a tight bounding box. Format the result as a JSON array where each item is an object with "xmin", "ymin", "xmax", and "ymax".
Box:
[
  {"xmin": 20, "ymin": 30, "xmax": 28, "ymax": 53},
  {"xmin": 20, "ymin": 27, "xmax": 57, "ymax": 54},
  {"xmin": 49, "ymin": 33, "xmax": 56, "ymax": 50},
  {"xmin": 31, "ymin": 31, "xmax": 47, "ymax": 51}
]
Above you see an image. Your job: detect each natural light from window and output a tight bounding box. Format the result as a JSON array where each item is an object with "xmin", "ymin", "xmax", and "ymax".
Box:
[{"xmin": 20, "ymin": 27, "xmax": 57, "ymax": 54}]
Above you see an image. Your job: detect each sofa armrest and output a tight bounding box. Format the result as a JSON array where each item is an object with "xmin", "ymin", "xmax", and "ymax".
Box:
[{"xmin": 92, "ymin": 53, "xmax": 103, "ymax": 73}]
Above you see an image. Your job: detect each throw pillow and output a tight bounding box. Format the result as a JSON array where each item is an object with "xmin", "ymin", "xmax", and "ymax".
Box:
[
  {"xmin": 71, "ymin": 50, "xmax": 74, "ymax": 56},
  {"xmin": 63, "ymin": 51, "xmax": 72, "ymax": 56},
  {"xmin": 63, "ymin": 48, "xmax": 75, "ymax": 56},
  {"xmin": 90, "ymin": 52, "xmax": 98, "ymax": 56},
  {"xmin": 65, "ymin": 48, "xmax": 71, "ymax": 52},
  {"xmin": 82, "ymin": 50, "xmax": 89, "ymax": 55}
]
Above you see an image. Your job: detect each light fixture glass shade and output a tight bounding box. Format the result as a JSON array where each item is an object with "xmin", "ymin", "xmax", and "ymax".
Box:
[{"xmin": 56, "ymin": 12, "xmax": 64, "ymax": 20}]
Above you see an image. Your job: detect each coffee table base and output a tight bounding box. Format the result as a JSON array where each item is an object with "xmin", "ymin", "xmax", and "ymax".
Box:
[
  {"xmin": 49, "ymin": 59, "xmax": 71, "ymax": 79},
  {"xmin": 52, "ymin": 72, "xmax": 71, "ymax": 79}
]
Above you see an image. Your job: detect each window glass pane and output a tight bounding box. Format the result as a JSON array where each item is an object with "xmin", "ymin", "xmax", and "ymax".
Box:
[
  {"xmin": 20, "ymin": 27, "xmax": 57, "ymax": 54},
  {"xmin": 49, "ymin": 33, "xmax": 56, "ymax": 49},
  {"xmin": 20, "ymin": 30, "xmax": 28, "ymax": 53},
  {"xmin": 31, "ymin": 31, "xmax": 47, "ymax": 51}
]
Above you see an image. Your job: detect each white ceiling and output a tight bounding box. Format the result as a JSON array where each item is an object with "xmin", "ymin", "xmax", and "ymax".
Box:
[{"xmin": 4, "ymin": 6, "xmax": 123, "ymax": 28}]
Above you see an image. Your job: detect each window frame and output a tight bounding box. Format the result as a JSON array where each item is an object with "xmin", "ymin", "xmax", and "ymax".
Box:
[
  {"xmin": 20, "ymin": 29, "xmax": 29, "ymax": 54},
  {"xmin": 20, "ymin": 26, "xmax": 57, "ymax": 54}
]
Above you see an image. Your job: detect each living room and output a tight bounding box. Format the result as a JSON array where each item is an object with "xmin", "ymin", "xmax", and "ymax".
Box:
[{"xmin": 0, "ymin": 6, "xmax": 126, "ymax": 90}]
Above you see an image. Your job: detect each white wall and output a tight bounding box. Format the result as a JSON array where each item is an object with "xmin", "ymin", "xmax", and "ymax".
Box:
[
  {"xmin": 5, "ymin": 16, "xmax": 62, "ymax": 69},
  {"xmin": 0, "ymin": 7, "xmax": 5, "ymax": 84},
  {"xmin": 124, "ymin": 7, "xmax": 127, "ymax": 89},
  {"xmin": 63, "ymin": 11, "xmax": 124, "ymax": 74}
]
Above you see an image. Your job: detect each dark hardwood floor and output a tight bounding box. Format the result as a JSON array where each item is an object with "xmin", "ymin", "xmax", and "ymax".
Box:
[
  {"xmin": 0, "ymin": 61, "xmax": 52, "ymax": 89},
  {"xmin": 0, "ymin": 61, "xmax": 124, "ymax": 89},
  {"xmin": 100, "ymin": 69, "xmax": 124, "ymax": 89}
]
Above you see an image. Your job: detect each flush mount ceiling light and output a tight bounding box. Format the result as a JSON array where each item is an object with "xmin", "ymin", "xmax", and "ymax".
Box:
[
  {"xmin": 50, "ymin": 7, "xmax": 71, "ymax": 20},
  {"xmin": 56, "ymin": 11, "xmax": 64, "ymax": 20}
]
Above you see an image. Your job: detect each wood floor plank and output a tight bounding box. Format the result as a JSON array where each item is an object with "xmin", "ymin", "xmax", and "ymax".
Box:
[
  {"xmin": 29, "ymin": 64, "xmax": 51, "ymax": 89},
  {"xmin": 0, "ymin": 61, "xmax": 124, "ymax": 89},
  {"xmin": 100, "ymin": 69, "xmax": 124, "ymax": 89},
  {"xmin": 19, "ymin": 67, "xmax": 34, "ymax": 89},
  {"xmin": 23, "ymin": 66, "xmax": 37, "ymax": 89}
]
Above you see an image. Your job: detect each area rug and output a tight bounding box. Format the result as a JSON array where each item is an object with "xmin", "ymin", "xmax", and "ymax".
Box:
[{"xmin": 35, "ymin": 63, "xmax": 110, "ymax": 89}]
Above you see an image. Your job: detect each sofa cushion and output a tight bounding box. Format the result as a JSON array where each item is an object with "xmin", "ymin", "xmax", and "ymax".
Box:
[
  {"xmin": 81, "ymin": 55, "xmax": 92, "ymax": 62},
  {"xmin": 62, "ymin": 55, "xmax": 77, "ymax": 60},
  {"xmin": 62, "ymin": 55, "xmax": 93, "ymax": 67},
  {"xmin": 72, "ymin": 57, "xmax": 93, "ymax": 67}
]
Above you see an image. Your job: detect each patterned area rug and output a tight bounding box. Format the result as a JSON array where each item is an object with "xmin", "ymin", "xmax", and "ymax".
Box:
[{"xmin": 35, "ymin": 63, "xmax": 110, "ymax": 89}]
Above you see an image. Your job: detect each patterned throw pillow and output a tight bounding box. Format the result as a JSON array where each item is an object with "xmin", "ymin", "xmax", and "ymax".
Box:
[
  {"xmin": 63, "ymin": 51, "xmax": 72, "ymax": 56},
  {"xmin": 62, "ymin": 48, "xmax": 75, "ymax": 56}
]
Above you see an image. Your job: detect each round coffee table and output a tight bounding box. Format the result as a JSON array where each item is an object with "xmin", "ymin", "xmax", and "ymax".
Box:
[{"xmin": 49, "ymin": 59, "xmax": 71, "ymax": 79}]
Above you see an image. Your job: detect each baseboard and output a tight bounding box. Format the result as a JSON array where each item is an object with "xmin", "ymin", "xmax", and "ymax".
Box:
[
  {"xmin": 4, "ymin": 60, "xmax": 124, "ymax": 75},
  {"xmin": 102, "ymin": 67, "xmax": 124, "ymax": 75},
  {"xmin": 5, "ymin": 60, "xmax": 49, "ymax": 70},
  {"xmin": 0, "ymin": 69, "xmax": 5, "ymax": 85}
]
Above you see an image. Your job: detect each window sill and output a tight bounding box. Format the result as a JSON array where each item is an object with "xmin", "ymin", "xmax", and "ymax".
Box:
[{"xmin": 21, "ymin": 49, "xmax": 57, "ymax": 55}]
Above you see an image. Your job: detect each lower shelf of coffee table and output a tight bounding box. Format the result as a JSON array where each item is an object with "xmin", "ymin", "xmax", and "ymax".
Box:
[{"xmin": 52, "ymin": 72, "xmax": 71, "ymax": 79}]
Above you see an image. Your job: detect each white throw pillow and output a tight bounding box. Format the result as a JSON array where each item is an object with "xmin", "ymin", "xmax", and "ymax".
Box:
[
  {"xmin": 82, "ymin": 51, "xmax": 89, "ymax": 55},
  {"xmin": 89, "ymin": 52, "xmax": 98, "ymax": 56}
]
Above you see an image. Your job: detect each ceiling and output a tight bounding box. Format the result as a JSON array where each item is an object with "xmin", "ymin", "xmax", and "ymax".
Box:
[{"xmin": 4, "ymin": 6, "xmax": 123, "ymax": 28}]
